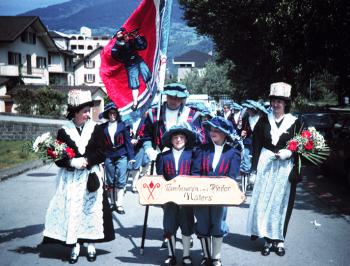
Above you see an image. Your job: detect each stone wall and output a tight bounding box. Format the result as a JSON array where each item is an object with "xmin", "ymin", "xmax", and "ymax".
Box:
[{"xmin": 0, "ymin": 116, "xmax": 66, "ymax": 141}]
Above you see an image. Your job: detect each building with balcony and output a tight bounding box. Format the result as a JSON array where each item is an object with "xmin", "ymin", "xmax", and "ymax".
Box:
[{"xmin": 48, "ymin": 31, "xmax": 76, "ymax": 86}]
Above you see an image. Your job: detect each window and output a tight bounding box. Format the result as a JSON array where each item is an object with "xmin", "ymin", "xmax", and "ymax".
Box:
[
  {"xmin": 78, "ymin": 36, "xmax": 84, "ymax": 40},
  {"xmin": 8, "ymin": 52, "xmax": 21, "ymax": 65},
  {"xmin": 70, "ymin": 36, "xmax": 77, "ymax": 40},
  {"xmin": 48, "ymin": 55, "xmax": 52, "ymax": 65},
  {"xmin": 21, "ymin": 31, "xmax": 36, "ymax": 44},
  {"xmin": 36, "ymin": 56, "xmax": 47, "ymax": 68},
  {"xmin": 78, "ymin": 45, "xmax": 84, "ymax": 50},
  {"xmin": 84, "ymin": 74, "xmax": 95, "ymax": 83},
  {"xmin": 71, "ymin": 45, "xmax": 77, "ymax": 49},
  {"xmin": 87, "ymin": 45, "xmax": 93, "ymax": 50},
  {"xmin": 84, "ymin": 60, "xmax": 95, "ymax": 68}
]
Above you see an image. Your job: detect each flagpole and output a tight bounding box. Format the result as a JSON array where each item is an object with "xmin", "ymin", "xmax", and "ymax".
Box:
[{"xmin": 140, "ymin": 0, "xmax": 173, "ymax": 254}]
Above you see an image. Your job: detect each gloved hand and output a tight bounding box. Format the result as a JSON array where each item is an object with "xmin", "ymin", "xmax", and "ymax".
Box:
[
  {"xmin": 276, "ymin": 149, "xmax": 292, "ymax": 160},
  {"xmin": 70, "ymin": 157, "xmax": 88, "ymax": 169},
  {"xmin": 145, "ymin": 148, "xmax": 158, "ymax": 161},
  {"xmin": 131, "ymin": 139, "xmax": 138, "ymax": 145}
]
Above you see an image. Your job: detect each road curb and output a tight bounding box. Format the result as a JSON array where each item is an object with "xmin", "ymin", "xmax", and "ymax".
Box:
[{"xmin": 0, "ymin": 160, "xmax": 45, "ymax": 182}]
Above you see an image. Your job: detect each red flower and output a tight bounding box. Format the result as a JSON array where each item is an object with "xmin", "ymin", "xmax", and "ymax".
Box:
[
  {"xmin": 47, "ymin": 148, "xmax": 58, "ymax": 159},
  {"xmin": 304, "ymin": 140, "xmax": 314, "ymax": 151},
  {"xmin": 301, "ymin": 130, "xmax": 312, "ymax": 139},
  {"xmin": 65, "ymin": 147, "xmax": 76, "ymax": 159},
  {"xmin": 288, "ymin": 140, "xmax": 298, "ymax": 152}
]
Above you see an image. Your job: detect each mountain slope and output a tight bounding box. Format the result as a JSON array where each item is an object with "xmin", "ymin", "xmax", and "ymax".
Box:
[{"xmin": 21, "ymin": 0, "xmax": 212, "ymax": 69}]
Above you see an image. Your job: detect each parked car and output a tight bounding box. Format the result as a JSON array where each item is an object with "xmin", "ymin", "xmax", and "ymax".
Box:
[{"xmin": 299, "ymin": 109, "xmax": 350, "ymax": 188}]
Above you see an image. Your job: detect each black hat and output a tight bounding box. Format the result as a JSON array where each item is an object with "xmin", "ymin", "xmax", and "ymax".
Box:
[{"xmin": 161, "ymin": 124, "xmax": 197, "ymax": 148}]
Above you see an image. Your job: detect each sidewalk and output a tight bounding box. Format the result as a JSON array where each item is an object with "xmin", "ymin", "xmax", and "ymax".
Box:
[{"xmin": 0, "ymin": 160, "xmax": 45, "ymax": 182}]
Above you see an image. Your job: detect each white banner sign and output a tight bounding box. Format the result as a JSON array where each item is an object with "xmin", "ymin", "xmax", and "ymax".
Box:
[{"xmin": 136, "ymin": 175, "xmax": 245, "ymax": 206}]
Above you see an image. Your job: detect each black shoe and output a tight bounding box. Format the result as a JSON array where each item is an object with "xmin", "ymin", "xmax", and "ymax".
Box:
[
  {"xmin": 211, "ymin": 258, "xmax": 222, "ymax": 266},
  {"xmin": 250, "ymin": 235, "xmax": 258, "ymax": 241},
  {"xmin": 160, "ymin": 239, "xmax": 168, "ymax": 249},
  {"xmin": 261, "ymin": 245, "xmax": 271, "ymax": 256},
  {"xmin": 87, "ymin": 251, "xmax": 96, "ymax": 262},
  {"xmin": 275, "ymin": 246, "xmax": 286, "ymax": 256},
  {"xmin": 109, "ymin": 204, "xmax": 116, "ymax": 212},
  {"xmin": 164, "ymin": 255, "xmax": 177, "ymax": 265},
  {"xmin": 69, "ymin": 252, "xmax": 79, "ymax": 264},
  {"xmin": 182, "ymin": 255, "xmax": 192, "ymax": 265},
  {"xmin": 200, "ymin": 257, "xmax": 211, "ymax": 266},
  {"xmin": 116, "ymin": 206, "xmax": 125, "ymax": 214}
]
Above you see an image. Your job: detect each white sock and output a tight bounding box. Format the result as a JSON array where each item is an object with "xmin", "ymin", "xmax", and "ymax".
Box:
[
  {"xmin": 87, "ymin": 243, "xmax": 96, "ymax": 253},
  {"xmin": 72, "ymin": 243, "xmax": 80, "ymax": 255}
]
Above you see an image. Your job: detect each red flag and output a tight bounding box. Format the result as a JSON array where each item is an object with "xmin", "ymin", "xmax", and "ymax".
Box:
[{"xmin": 100, "ymin": 0, "xmax": 157, "ymax": 117}]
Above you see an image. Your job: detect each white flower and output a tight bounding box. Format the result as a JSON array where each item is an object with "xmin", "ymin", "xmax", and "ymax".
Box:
[{"xmin": 32, "ymin": 132, "xmax": 52, "ymax": 152}]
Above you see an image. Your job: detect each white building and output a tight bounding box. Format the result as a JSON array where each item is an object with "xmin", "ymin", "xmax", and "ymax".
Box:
[
  {"xmin": 172, "ymin": 49, "xmax": 213, "ymax": 82},
  {"xmin": 73, "ymin": 47, "xmax": 104, "ymax": 88},
  {"xmin": 68, "ymin": 26, "xmax": 111, "ymax": 62}
]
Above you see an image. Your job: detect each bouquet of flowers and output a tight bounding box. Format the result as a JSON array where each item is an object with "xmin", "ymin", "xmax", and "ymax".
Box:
[
  {"xmin": 31, "ymin": 132, "xmax": 75, "ymax": 162},
  {"xmin": 286, "ymin": 126, "xmax": 330, "ymax": 173}
]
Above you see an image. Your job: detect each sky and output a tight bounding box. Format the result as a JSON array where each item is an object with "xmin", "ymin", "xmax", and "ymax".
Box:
[{"xmin": 0, "ymin": 0, "xmax": 69, "ymax": 15}]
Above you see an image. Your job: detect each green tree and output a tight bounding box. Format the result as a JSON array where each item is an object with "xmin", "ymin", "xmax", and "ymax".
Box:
[
  {"xmin": 179, "ymin": 0, "xmax": 350, "ymax": 102},
  {"xmin": 35, "ymin": 86, "xmax": 66, "ymax": 117},
  {"xmin": 182, "ymin": 60, "xmax": 237, "ymax": 100},
  {"xmin": 13, "ymin": 89, "xmax": 34, "ymax": 114}
]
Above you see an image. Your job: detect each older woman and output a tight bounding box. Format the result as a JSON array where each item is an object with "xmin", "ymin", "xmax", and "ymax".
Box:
[
  {"xmin": 42, "ymin": 90, "xmax": 114, "ymax": 264},
  {"xmin": 247, "ymin": 82, "xmax": 301, "ymax": 256}
]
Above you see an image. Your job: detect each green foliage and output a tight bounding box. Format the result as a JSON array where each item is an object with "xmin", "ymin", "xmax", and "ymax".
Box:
[
  {"xmin": 35, "ymin": 86, "xmax": 66, "ymax": 117},
  {"xmin": 179, "ymin": 0, "xmax": 350, "ymax": 102},
  {"xmin": 0, "ymin": 141, "xmax": 38, "ymax": 170},
  {"xmin": 182, "ymin": 60, "xmax": 237, "ymax": 100},
  {"xmin": 12, "ymin": 86, "xmax": 66, "ymax": 117},
  {"xmin": 13, "ymin": 89, "xmax": 34, "ymax": 114}
]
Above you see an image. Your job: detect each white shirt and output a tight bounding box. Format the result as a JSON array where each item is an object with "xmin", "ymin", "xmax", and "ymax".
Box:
[
  {"xmin": 249, "ymin": 114, "xmax": 260, "ymax": 131},
  {"xmin": 108, "ymin": 121, "xmax": 117, "ymax": 145},
  {"xmin": 212, "ymin": 143, "xmax": 224, "ymax": 170},
  {"xmin": 165, "ymin": 106, "xmax": 191, "ymax": 130},
  {"xmin": 172, "ymin": 147, "xmax": 184, "ymax": 172},
  {"xmin": 224, "ymin": 110, "xmax": 231, "ymax": 120}
]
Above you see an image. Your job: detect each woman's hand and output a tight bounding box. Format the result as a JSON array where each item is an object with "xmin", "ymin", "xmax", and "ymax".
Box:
[
  {"xmin": 70, "ymin": 158, "xmax": 88, "ymax": 169},
  {"xmin": 275, "ymin": 149, "xmax": 292, "ymax": 160}
]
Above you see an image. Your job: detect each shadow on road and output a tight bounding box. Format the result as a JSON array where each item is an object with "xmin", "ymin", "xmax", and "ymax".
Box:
[
  {"xmin": 9, "ymin": 244, "xmax": 110, "ymax": 262},
  {"xmin": 0, "ymin": 224, "xmax": 43, "ymax": 243},
  {"xmin": 224, "ymin": 232, "xmax": 264, "ymax": 252},
  {"xmin": 26, "ymin": 172, "xmax": 56, "ymax": 177}
]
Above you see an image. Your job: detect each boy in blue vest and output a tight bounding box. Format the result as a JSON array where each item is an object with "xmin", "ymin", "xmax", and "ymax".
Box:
[
  {"xmin": 99, "ymin": 102, "xmax": 135, "ymax": 214},
  {"xmin": 156, "ymin": 124, "xmax": 196, "ymax": 266},
  {"xmin": 192, "ymin": 117, "xmax": 241, "ymax": 266}
]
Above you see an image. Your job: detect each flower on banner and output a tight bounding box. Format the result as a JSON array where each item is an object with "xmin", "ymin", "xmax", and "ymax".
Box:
[
  {"xmin": 31, "ymin": 132, "xmax": 75, "ymax": 162},
  {"xmin": 286, "ymin": 126, "xmax": 330, "ymax": 173}
]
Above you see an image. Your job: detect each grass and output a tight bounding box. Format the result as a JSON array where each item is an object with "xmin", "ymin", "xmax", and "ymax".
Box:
[{"xmin": 0, "ymin": 140, "xmax": 39, "ymax": 170}]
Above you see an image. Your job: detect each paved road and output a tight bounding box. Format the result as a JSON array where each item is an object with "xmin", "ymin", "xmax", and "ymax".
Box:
[{"xmin": 0, "ymin": 164, "xmax": 349, "ymax": 266}]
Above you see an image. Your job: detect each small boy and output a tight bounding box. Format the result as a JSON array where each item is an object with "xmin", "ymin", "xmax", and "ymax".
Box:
[
  {"xmin": 156, "ymin": 124, "xmax": 196, "ymax": 266},
  {"xmin": 191, "ymin": 116, "xmax": 241, "ymax": 266}
]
